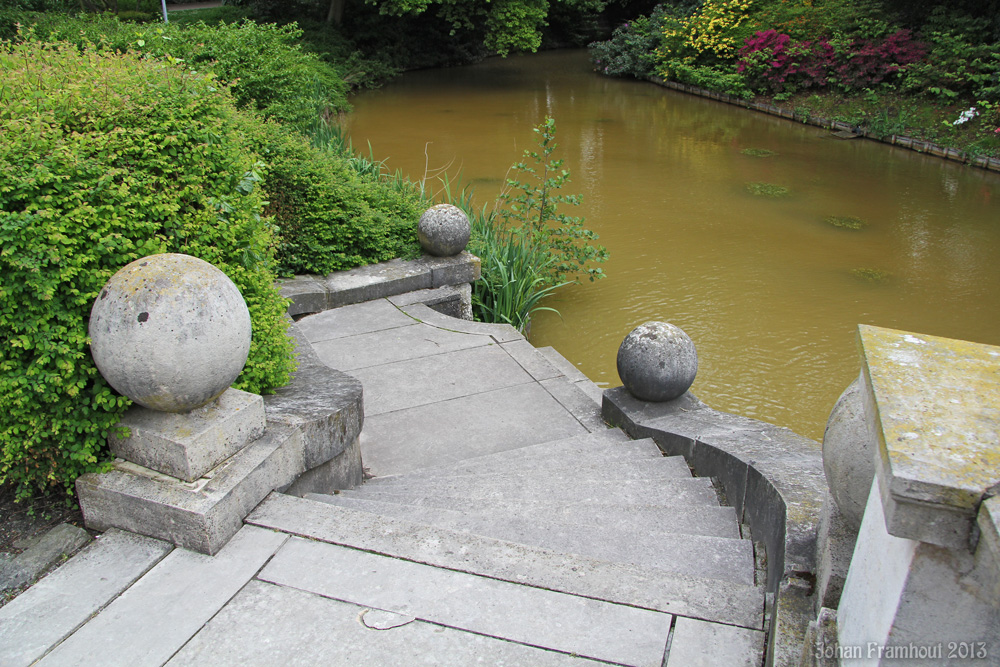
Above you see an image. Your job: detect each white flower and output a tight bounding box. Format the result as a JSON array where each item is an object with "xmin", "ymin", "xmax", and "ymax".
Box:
[{"xmin": 953, "ymin": 107, "xmax": 980, "ymax": 125}]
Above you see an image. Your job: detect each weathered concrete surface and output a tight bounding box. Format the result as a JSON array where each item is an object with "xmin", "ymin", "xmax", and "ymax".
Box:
[
  {"xmin": 814, "ymin": 492, "xmax": 858, "ymax": 609},
  {"xmin": 0, "ymin": 523, "xmax": 91, "ymax": 595},
  {"xmin": 247, "ymin": 493, "xmax": 765, "ymax": 629},
  {"xmin": 387, "ymin": 283, "xmax": 472, "ymax": 320},
  {"xmin": 109, "ymin": 389, "xmax": 266, "ymax": 482},
  {"xmin": 277, "ymin": 253, "xmax": 481, "ymax": 317},
  {"xmin": 263, "ymin": 321, "xmax": 363, "ymax": 470},
  {"xmin": 89, "ymin": 253, "xmax": 252, "ymax": 413},
  {"xmin": 859, "ymin": 325, "xmax": 1000, "ymax": 549},
  {"xmin": 603, "ymin": 386, "xmax": 826, "ymax": 667},
  {"xmin": 77, "ymin": 425, "xmax": 305, "ymax": 555},
  {"xmin": 36, "ymin": 526, "xmax": 285, "ymax": 667},
  {"xmin": 0, "ymin": 530, "xmax": 172, "ymax": 667},
  {"xmin": 260, "ymin": 536, "xmax": 672, "ymax": 666},
  {"xmin": 167, "ymin": 580, "xmax": 606, "ymax": 666},
  {"xmin": 665, "ymin": 616, "xmax": 765, "ymax": 667},
  {"xmin": 285, "ymin": 436, "xmax": 363, "ymax": 497}
]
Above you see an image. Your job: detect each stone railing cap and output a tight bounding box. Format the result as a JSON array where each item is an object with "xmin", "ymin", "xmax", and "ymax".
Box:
[{"xmin": 860, "ymin": 324, "xmax": 1000, "ymax": 547}]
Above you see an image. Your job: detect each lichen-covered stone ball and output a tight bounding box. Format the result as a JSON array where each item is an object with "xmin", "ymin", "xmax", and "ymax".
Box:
[
  {"xmin": 89, "ymin": 253, "xmax": 252, "ymax": 413},
  {"xmin": 617, "ymin": 322, "xmax": 698, "ymax": 402},
  {"xmin": 418, "ymin": 204, "xmax": 471, "ymax": 256},
  {"xmin": 822, "ymin": 374, "xmax": 876, "ymax": 529}
]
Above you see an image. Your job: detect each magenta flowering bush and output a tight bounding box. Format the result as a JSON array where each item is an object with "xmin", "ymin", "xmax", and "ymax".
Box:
[
  {"xmin": 738, "ymin": 29, "xmax": 834, "ymax": 93},
  {"xmin": 738, "ymin": 28, "xmax": 926, "ymax": 95}
]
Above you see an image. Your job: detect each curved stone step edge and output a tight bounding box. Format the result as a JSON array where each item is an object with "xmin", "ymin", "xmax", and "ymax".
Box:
[
  {"xmin": 343, "ymin": 476, "xmax": 722, "ymax": 508},
  {"xmin": 246, "ymin": 492, "xmax": 765, "ymax": 630},
  {"xmin": 536, "ymin": 346, "xmax": 605, "ymax": 406},
  {"xmin": 306, "ymin": 493, "xmax": 741, "ymax": 539},
  {"xmin": 396, "ymin": 431, "xmax": 662, "ymax": 477},
  {"xmin": 364, "ymin": 456, "xmax": 693, "ymax": 488},
  {"xmin": 302, "ymin": 494, "xmax": 755, "ymax": 585}
]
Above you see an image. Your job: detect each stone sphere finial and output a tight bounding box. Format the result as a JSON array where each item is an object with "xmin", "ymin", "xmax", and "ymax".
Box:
[
  {"xmin": 822, "ymin": 373, "xmax": 876, "ymax": 529},
  {"xmin": 617, "ymin": 322, "xmax": 698, "ymax": 402},
  {"xmin": 89, "ymin": 253, "xmax": 252, "ymax": 413},
  {"xmin": 418, "ymin": 204, "xmax": 471, "ymax": 256}
]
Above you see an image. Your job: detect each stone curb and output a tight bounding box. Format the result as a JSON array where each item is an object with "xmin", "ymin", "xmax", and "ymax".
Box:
[
  {"xmin": 0, "ymin": 524, "xmax": 91, "ymax": 595},
  {"xmin": 645, "ymin": 76, "xmax": 1000, "ymax": 174},
  {"xmin": 278, "ymin": 252, "xmax": 481, "ymax": 318},
  {"xmin": 602, "ymin": 387, "xmax": 826, "ymax": 667}
]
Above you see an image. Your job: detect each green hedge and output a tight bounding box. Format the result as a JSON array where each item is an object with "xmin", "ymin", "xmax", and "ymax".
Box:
[
  {"xmin": 3, "ymin": 13, "xmax": 349, "ymax": 131},
  {"xmin": 240, "ymin": 119, "xmax": 425, "ymax": 276},
  {"xmin": 0, "ymin": 40, "xmax": 295, "ymax": 500}
]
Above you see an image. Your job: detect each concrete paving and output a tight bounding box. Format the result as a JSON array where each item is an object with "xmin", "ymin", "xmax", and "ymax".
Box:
[{"xmin": 1, "ymin": 297, "xmax": 765, "ymax": 666}]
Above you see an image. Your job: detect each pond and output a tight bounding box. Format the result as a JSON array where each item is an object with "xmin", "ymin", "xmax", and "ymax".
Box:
[{"xmin": 345, "ymin": 50, "xmax": 1000, "ymax": 442}]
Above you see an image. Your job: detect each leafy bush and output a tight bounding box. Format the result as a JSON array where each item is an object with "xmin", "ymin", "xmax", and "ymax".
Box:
[
  {"xmin": 0, "ymin": 40, "xmax": 295, "ymax": 500},
  {"xmin": 237, "ymin": 118, "xmax": 424, "ymax": 276},
  {"xmin": 589, "ymin": 6, "xmax": 674, "ymax": 78},
  {"xmin": 831, "ymin": 29, "xmax": 926, "ymax": 91},
  {"xmin": 8, "ymin": 14, "xmax": 350, "ymax": 130},
  {"xmin": 901, "ymin": 11, "xmax": 1000, "ymax": 100},
  {"xmin": 738, "ymin": 29, "xmax": 835, "ymax": 94}
]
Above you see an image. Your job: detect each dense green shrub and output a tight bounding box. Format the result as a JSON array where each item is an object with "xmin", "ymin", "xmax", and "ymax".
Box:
[
  {"xmin": 236, "ymin": 118, "xmax": 424, "ymax": 276},
  {"xmin": 6, "ymin": 14, "xmax": 350, "ymax": 130},
  {"xmin": 0, "ymin": 40, "xmax": 295, "ymax": 500}
]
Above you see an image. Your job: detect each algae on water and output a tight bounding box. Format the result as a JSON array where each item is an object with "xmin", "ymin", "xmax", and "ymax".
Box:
[
  {"xmin": 741, "ymin": 148, "xmax": 777, "ymax": 157},
  {"xmin": 746, "ymin": 182, "xmax": 790, "ymax": 197},
  {"xmin": 825, "ymin": 216, "xmax": 866, "ymax": 230},
  {"xmin": 851, "ymin": 268, "xmax": 890, "ymax": 282}
]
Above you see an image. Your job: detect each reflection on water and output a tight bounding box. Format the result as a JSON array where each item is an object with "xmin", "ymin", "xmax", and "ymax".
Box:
[{"xmin": 346, "ymin": 50, "xmax": 1000, "ymax": 442}]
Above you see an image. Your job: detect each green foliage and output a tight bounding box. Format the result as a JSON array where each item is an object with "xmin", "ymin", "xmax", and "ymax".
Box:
[
  {"xmin": 236, "ymin": 118, "xmax": 424, "ymax": 276},
  {"xmin": 746, "ymin": 182, "xmax": 790, "ymax": 197},
  {"xmin": 851, "ymin": 267, "xmax": 890, "ymax": 282},
  {"xmin": 0, "ymin": 39, "xmax": 295, "ymax": 500},
  {"xmin": 741, "ymin": 147, "xmax": 777, "ymax": 156},
  {"xmin": 499, "ymin": 117, "xmax": 608, "ymax": 285},
  {"xmin": 7, "ymin": 14, "xmax": 349, "ymax": 131},
  {"xmin": 589, "ymin": 5, "xmax": 675, "ymax": 78},
  {"xmin": 825, "ymin": 215, "xmax": 866, "ymax": 229}
]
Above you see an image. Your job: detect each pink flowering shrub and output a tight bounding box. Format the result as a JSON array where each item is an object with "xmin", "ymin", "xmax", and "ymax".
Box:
[
  {"xmin": 738, "ymin": 28, "xmax": 927, "ymax": 95},
  {"xmin": 738, "ymin": 29, "xmax": 834, "ymax": 93}
]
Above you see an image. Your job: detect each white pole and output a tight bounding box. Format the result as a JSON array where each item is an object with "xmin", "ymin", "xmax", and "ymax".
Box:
[{"xmin": 161, "ymin": 0, "xmax": 168, "ymax": 23}]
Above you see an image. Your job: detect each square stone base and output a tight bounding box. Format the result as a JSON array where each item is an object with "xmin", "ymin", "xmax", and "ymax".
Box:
[{"xmin": 109, "ymin": 389, "xmax": 266, "ymax": 483}]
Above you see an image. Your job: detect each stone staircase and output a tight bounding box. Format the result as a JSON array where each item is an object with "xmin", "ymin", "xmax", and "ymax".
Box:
[{"xmin": 246, "ymin": 429, "xmax": 767, "ymax": 666}]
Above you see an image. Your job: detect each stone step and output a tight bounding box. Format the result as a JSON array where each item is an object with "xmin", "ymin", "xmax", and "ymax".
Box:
[
  {"xmin": 342, "ymin": 476, "xmax": 722, "ymax": 508},
  {"xmin": 246, "ymin": 493, "xmax": 765, "ymax": 630},
  {"xmin": 536, "ymin": 345, "xmax": 605, "ymax": 405},
  {"xmin": 398, "ymin": 430, "xmax": 665, "ymax": 478},
  {"xmin": 256, "ymin": 537, "xmax": 673, "ymax": 666},
  {"xmin": 306, "ymin": 494, "xmax": 742, "ymax": 539},
  {"xmin": 366, "ymin": 455, "xmax": 693, "ymax": 488},
  {"xmin": 304, "ymin": 494, "xmax": 754, "ymax": 584}
]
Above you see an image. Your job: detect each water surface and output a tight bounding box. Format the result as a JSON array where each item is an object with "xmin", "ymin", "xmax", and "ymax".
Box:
[{"xmin": 346, "ymin": 50, "xmax": 1000, "ymax": 441}]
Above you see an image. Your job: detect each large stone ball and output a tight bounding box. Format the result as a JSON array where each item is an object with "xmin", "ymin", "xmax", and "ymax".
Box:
[
  {"xmin": 418, "ymin": 204, "xmax": 471, "ymax": 257},
  {"xmin": 822, "ymin": 373, "xmax": 877, "ymax": 530},
  {"xmin": 617, "ymin": 322, "xmax": 698, "ymax": 401},
  {"xmin": 89, "ymin": 254, "xmax": 252, "ymax": 413}
]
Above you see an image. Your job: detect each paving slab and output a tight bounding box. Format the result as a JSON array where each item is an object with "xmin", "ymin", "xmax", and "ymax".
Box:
[
  {"xmin": 540, "ymin": 375, "xmax": 608, "ymax": 432},
  {"xmin": 294, "ymin": 298, "xmax": 416, "ymax": 342},
  {"xmin": 359, "ymin": 382, "xmax": 588, "ymax": 476},
  {"xmin": 664, "ymin": 616, "xmax": 766, "ymax": 667},
  {"xmin": 400, "ymin": 302, "xmax": 523, "ymax": 343},
  {"xmin": 364, "ymin": 455, "xmax": 693, "ymax": 486},
  {"xmin": 344, "ymin": 476, "xmax": 722, "ymax": 508},
  {"xmin": 309, "ymin": 319, "xmax": 491, "ymax": 371},
  {"xmin": 36, "ymin": 526, "xmax": 286, "ymax": 667},
  {"xmin": 247, "ymin": 493, "xmax": 765, "ymax": 628},
  {"xmin": 260, "ymin": 537, "xmax": 672, "ymax": 666},
  {"xmin": 0, "ymin": 523, "xmax": 91, "ymax": 594},
  {"xmin": 500, "ymin": 339, "xmax": 563, "ymax": 381},
  {"xmin": 308, "ymin": 494, "xmax": 742, "ymax": 539},
  {"xmin": 537, "ymin": 346, "xmax": 593, "ymax": 384},
  {"xmin": 167, "ymin": 580, "xmax": 605, "ymax": 666},
  {"xmin": 0, "ymin": 530, "xmax": 172, "ymax": 667},
  {"xmin": 349, "ymin": 343, "xmax": 534, "ymax": 416},
  {"xmin": 293, "ymin": 500, "xmax": 752, "ymax": 583}
]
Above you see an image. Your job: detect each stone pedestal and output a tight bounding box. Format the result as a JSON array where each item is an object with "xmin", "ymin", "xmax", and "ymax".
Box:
[
  {"xmin": 109, "ymin": 389, "xmax": 266, "ymax": 482},
  {"xmin": 834, "ymin": 326, "xmax": 1000, "ymax": 664}
]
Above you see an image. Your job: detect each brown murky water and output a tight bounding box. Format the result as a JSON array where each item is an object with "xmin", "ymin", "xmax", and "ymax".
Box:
[{"xmin": 345, "ymin": 50, "xmax": 1000, "ymax": 442}]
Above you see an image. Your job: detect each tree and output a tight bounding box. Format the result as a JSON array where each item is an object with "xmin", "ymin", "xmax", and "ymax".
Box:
[{"xmin": 367, "ymin": 0, "xmax": 609, "ymax": 54}]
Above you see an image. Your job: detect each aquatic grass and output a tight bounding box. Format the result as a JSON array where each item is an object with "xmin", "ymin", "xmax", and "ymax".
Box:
[
  {"xmin": 851, "ymin": 268, "xmax": 890, "ymax": 282},
  {"xmin": 746, "ymin": 182, "xmax": 790, "ymax": 197},
  {"xmin": 741, "ymin": 148, "xmax": 777, "ymax": 157},
  {"xmin": 825, "ymin": 215, "xmax": 867, "ymax": 230}
]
